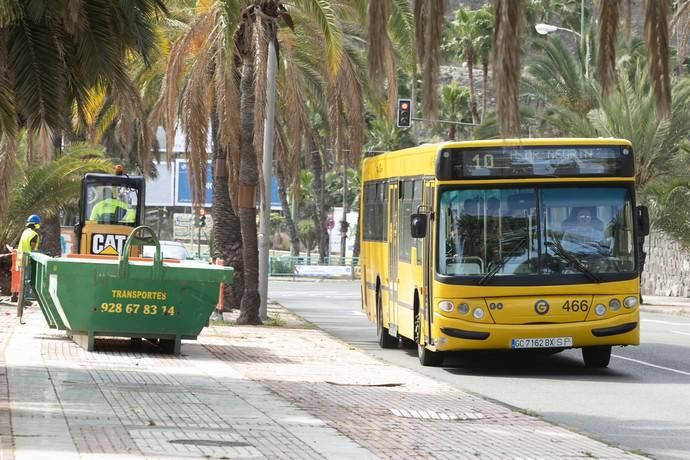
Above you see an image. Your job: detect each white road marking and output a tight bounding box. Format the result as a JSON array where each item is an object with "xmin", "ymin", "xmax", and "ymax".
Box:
[
  {"xmin": 612, "ymin": 354, "xmax": 690, "ymax": 376},
  {"xmin": 672, "ymin": 330, "xmax": 690, "ymax": 337},
  {"xmin": 352, "ymin": 311, "xmax": 366, "ymax": 316}
]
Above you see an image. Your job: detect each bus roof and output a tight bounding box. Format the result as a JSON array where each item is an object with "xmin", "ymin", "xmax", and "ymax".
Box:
[
  {"xmin": 361, "ymin": 138, "xmax": 633, "ymax": 181},
  {"xmin": 364, "ymin": 138, "xmax": 632, "ymax": 158}
]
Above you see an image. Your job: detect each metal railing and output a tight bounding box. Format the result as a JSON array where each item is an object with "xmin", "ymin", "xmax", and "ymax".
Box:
[{"xmin": 269, "ymin": 255, "xmax": 360, "ymax": 279}]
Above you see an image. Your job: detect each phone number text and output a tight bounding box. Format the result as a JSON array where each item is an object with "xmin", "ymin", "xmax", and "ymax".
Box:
[{"xmin": 99, "ymin": 302, "xmax": 176, "ymax": 316}]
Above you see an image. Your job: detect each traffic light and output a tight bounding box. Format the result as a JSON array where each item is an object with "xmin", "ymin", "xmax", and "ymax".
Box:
[
  {"xmin": 199, "ymin": 209, "xmax": 206, "ymax": 228},
  {"xmin": 397, "ymin": 98, "xmax": 412, "ymax": 128}
]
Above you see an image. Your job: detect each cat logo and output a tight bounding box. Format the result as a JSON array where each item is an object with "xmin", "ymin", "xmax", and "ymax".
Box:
[{"xmin": 91, "ymin": 234, "xmax": 128, "ymax": 255}]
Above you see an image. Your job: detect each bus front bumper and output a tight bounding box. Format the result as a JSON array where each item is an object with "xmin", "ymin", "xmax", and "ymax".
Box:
[{"xmin": 432, "ymin": 310, "xmax": 640, "ymax": 351}]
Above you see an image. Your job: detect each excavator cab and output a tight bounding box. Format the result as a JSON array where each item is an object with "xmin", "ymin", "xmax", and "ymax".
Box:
[{"xmin": 75, "ymin": 168, "xmax": 145, "ymax": 255}]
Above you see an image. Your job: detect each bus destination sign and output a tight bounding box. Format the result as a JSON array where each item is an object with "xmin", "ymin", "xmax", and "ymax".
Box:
[{"xmin": 436, "ymin": 145, "xmax": 634, "ymax": 180}]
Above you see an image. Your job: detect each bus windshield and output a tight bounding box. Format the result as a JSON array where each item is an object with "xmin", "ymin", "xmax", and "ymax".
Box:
[{"xmin": 438, "ymin": 186, "xmax": 635, "ymax": 281}]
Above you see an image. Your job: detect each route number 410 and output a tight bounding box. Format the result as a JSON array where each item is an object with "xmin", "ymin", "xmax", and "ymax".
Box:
[{"xmin": 562, "ymin": 299, "xmax": 589, "ymax": 312}]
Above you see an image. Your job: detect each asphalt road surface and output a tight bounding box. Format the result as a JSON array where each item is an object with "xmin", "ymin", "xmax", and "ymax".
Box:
[{"xmin": 269, "ymin": 279, "xmax": 690, "ymax": 460}]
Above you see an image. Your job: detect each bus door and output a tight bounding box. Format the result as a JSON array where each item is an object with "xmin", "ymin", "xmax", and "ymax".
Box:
[
  {"xmin": 421, "ymin": 181, "xmax": 435, "ymax": 345},
  {"xmin": 387, "ymin": 182, "xmax": 399, "ymax": 333}
]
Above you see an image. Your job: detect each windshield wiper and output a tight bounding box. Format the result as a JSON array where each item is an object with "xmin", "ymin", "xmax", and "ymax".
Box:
[
  {"xmin": 546, "ymin": 240, "xmax": 603, "ymax": 283},
  {"xmin": 478, "ymin": 232, "xmax": 529, "ymax": 285}
]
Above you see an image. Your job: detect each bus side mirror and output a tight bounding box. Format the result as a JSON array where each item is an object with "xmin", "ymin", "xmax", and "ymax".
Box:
[
  {"xmin": 411, "ymin": 214, "xmax": 427, "ymax": 238},
  {"xmin": 637, "ymin": 205, "xmax": 650, "ymax": 237}
]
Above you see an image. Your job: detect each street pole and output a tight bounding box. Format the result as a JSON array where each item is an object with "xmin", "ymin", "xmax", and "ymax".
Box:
[
  {"xmin": 258, "ymin": 39, "xmax": 277, "ymax": 321},
  {"xmin": 580, "ymin": 0, "xmax": 584, "ymax": 45},
  {"xmin": 580, "ymin": 0, "xmax": 585, "ymax": 76},
  {"xmin": 339, "ymin": 161, "xmax": 348, "ymax": 262}
]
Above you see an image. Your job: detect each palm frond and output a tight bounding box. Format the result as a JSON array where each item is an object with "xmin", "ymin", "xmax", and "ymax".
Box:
[
  {"xmin": 295, "ymin": 0, "xmax": 344, "ymax": 76},
  {"xmin": 367, "ymin": 0, "xmax": 390, "ymax": 98},
  {"xmin": 389, "ymin": 0, "xmax": 416, "ymax": 73},
  {"xmin": 596, "ymin": 0, "xmax": 621, "ymax": 95},
  {"xmin": 645, "ymin": 0, "xmax": 671, "ymax": 116},
  {"xmin": 0, "ymin": 133, "xmax": 18, "ymax": 217},
  {"xmin": 0, "ymin": 0, "xmax": 21, "ymax": 27},
  {"xmin": 109, "ymin": 65, "xmax": 153, "ymax": 173},
  {"xmin": 9, "ymin": 20, "xmax": 64, "ymax": 132},
  {"xmin": 0, "ymin": 145, "xmax": 113, "ymax": 244},
  {"xmin": 180, "ymin": 26, "xmax": 214, "ymax": 207}
]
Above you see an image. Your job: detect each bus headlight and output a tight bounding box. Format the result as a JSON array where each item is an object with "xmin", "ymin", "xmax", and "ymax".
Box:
[
  {"xmin": 457, "ymin": 303, "xmax": 470, "ymax": 315},
  {"xmin": 624, "ymin": 296, "xmax": 638, "ymax": 308},
  {"xmin": 609, "ymin": 298, "xmax": 621, "ymax": 311},
  {"xmin": 439, "ymin": 301, "xmax": 454, "ymax": 313},
  {"xmin": 594, "ymin": 304, "xmax": 607, "ymax": 316},
  {"xmin": 472, "ymin": 307, "xmax": 485, "ymax": 320}
]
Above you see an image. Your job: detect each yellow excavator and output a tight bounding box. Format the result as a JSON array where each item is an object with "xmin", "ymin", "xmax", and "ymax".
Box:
[{"xmin": 75, "ymin": 165, "xmax": 145, "ymax": 255}]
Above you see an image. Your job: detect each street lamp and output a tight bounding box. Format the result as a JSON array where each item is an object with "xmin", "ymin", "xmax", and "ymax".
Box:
[
  {"xmin": 535, "ymin": 23, "xmax": 582, "ymax": 38},
  {"xmin": 535, "ymin": 22, "xmax": 589, "ymax": 78}
]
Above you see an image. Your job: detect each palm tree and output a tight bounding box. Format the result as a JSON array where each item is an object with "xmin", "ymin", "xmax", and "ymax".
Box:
[
  {"xmin": 368, "ymin": 0, "xmax": 440, "ymax": 120},
  {"xmin": 473, "ymin": 6, "xmax": 494, "ymax": 121},
  {"xmin": 0, "ymin": 145, "xmax": 112, "ymax": 292},
  {"xmin": 534, "ymin": 63, "xmax": 690, "ymax": 189},
  {"xmin": 155, "ymin": 0, "xmax": 352, "ymax": 323},
  {"xmin": 0, "ymin": 0, "xmax": 167, "ymax": 215},
  {"xmin": 597, "ymin": 0, "xmax": 671, "ymax": 117},
  {"xmin": 492, "ymin": 0, "xmax": 523, "ymax": 137},
  {"xmin": 437, "ymin": 84, "xmax": 471, "ymax": 140},
  {"xmin": 443, "ymin": 8, "xmax": 484, "ymax": 125},
  {"xmin": 364, "ymin": 118, "xmax": 417, "ymax": 152},
  {"xmin": 151, "ymin": 3, "xmax": 246, "ymax": 311},
  {"xmin": 671, "ymin": 0, "xmax": 690, "ymax": 74},
  {"xmin": 491, "ymin": 0, "xmax": 674, "ymax": 137},
  {"xmin": 523, "ymin": 36, "xmax": 597, "ymax": 116}
]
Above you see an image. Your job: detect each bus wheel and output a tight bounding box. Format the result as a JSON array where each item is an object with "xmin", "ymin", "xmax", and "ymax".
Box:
[
  {"xmin": 582, "ymin": 345, "xmax": 611, "ymax": 368},
  {"xmin": 415, "ymin": 311, "xmax": 444, "ymax": 366},
  {"xmin": 401, "ymin": 337, "xmax": 416, "ymax": 349},
  {"xmin": 376, "ymin": 288, "xmax": 398, "ymax": 349}
]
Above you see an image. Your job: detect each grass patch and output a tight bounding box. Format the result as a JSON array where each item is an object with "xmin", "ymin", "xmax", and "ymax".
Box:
[
  {"xmin": 209, "ymin": 319, "xmax": 234, "ymax": 327},
  {"xmin": 262, "ymin": 316, "xmax": 286, "ymax": 327},
  {"xmin": 514, "ymin": 408, "xmax": 540, "ymax": 418}
]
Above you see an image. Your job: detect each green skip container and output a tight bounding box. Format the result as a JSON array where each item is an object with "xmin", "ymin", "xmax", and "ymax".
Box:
[{"xmin": 28, "ymin": 226, "xmax": 233, "ymax": 354}]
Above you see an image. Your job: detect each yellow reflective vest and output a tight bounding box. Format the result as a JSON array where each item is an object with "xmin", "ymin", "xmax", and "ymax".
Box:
[
  {"xmin": 89, "ymin": 198, "xmax": 133, "ymax": 223},
  {"xmin": 16, "ymin": 227, "xmax": 39, "ymax": 269}
]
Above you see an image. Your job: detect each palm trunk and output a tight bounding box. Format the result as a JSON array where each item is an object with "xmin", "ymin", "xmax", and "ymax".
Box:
[
  {"xmin": 276, "ymin": 162, "xmax": 300, "ymax": 256},
  {"xmin": 339, "ymin": 163, "xmax": 348, "ymax": 260},
  {"xmin": 310, "ymin": 144, "xmax": 328, "ymax": 263},
  {"xmin": 467, "ymin": 49, "xmax": 480, "ymax": 126},
  {"xmin": 236, "ymin": 60, "xmax": 261, "ymax": 325},
  {"xmin": 352, "ymin": 211, "xmax": 361, "ymax": 259},
  {"xmin": 0, "ymin": 249, "xmax": 11, "ymax": 294},
  {"xmin": 481, "ymin": 60, "xmax": 489, "ymax": 121},
  {"xmin": 448, "ymin": 123, "xmax": 457, "ymax": 140},
  {"xmin": 211, "ymin": 111, "xmax": 243, "ymax": 310},
  {"xmin": 40, "ymin": 214, "xmax": 62, "ymax": 257}
]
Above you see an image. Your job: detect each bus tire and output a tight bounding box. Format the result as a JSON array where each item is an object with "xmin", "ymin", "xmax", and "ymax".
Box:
[
  {"xmin": 418, "ymin": 344, "xmax": 444, "ymax": 367},
  {"xmin": 415, "ymin": 309, "xmax": 444, "ymax": 366},
  {"xmin": 376, "ymin": 287, "xmax": 398, "ymax": 349},
  {"xmin": 582, "ymin": 345, "xmax": 611, "ymax": 368}
]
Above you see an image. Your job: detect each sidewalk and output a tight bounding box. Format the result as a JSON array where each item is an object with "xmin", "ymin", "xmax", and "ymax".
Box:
[
  {"xmin": 641, "ymin": 295, "xmax": 690, "ymax": 317},
  {"xmin": 0, "ymin": 300, "xmax": 653, "ymax": 459}
]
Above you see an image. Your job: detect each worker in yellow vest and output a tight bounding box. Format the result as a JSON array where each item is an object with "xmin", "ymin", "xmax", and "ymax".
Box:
[
  {"xmin": 16, "ymin": 214, "xmax": 41, "ymax": 270},
  {"xmin": 89, "ymin": 188, "xmax": 135, "ymax": 224}
]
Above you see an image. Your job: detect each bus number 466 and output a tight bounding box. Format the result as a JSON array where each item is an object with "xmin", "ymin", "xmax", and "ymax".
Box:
[{"xmin": 562, "ymin": 299, "xmax": 589, "ymax": 312}]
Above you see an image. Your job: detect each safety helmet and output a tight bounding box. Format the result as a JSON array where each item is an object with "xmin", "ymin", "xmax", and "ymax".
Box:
[{"xmin": 27, "ymin": 214, "xmax": 41, "ymax": 225}]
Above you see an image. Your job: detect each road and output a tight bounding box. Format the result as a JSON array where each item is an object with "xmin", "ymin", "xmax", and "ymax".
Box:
[{"xmin": 268, "ymin": 279, "xmax": 690, "ymax": 460}]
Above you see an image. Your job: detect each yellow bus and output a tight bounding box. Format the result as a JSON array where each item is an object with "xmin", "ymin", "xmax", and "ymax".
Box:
[{"xmin": 359, "ymin": 138, "xmax": 649, "ymax": 368}]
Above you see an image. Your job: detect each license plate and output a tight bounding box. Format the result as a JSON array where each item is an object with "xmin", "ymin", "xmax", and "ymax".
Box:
[{"xmin": 511, "ymin": 337, "xmax": 573, "ymax": 349}]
